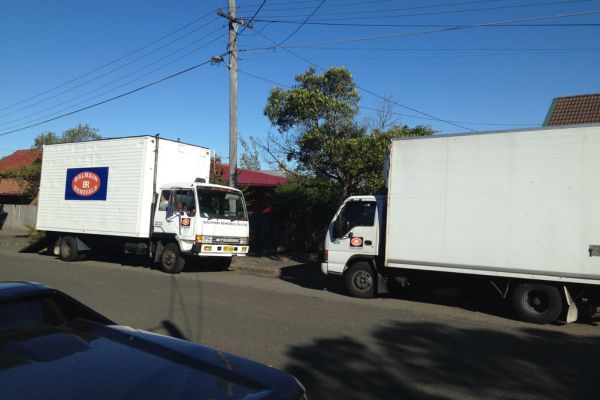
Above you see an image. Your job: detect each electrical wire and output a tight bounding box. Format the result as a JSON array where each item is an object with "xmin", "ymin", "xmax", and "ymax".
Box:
[
  {"xmin": 238, "ymin": 0, "xmax": 269, "ymax": 36},
  {"xmin": 276, "ymin": 0, "xmax": 325, "ymax": 46},
  {"xmin": 0, "ymin": 17, "xmax": 222, "ymax": 120},
  {"xmin": 240, "ymin": 10, "xmax": 600, "ymax": 50},
  {"xmin": 236, "ymin": 69, "xmax": 538, "ymax": 127},
  {"xmin": 0, "ymin": 9, "xmax": 218, "ymax": 114},
  {"xmin": 0, "ymin": 28, "xmax": 224, "ymax": 129},
  {"xmin": 247, "ymin": 0, "xmax": 598, "ymax": 20},
  {"xmin": 0, "ymin": 54, "xmax": 226, "ymax": 137},
  {"xmin": 236, "ymin": 0, "xmax": 503, "ymax": 13},
  {"xmin": 240, "ymin": 29, "xmax": 477, "ymax": 131},
  {"xmin": 251, "ymin": 20, "xmax": 600, "ymax": 27}
]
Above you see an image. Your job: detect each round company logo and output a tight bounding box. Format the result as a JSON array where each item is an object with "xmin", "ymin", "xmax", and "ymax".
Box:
[
  {"xmin": 71, "ymin": 171, "xmax": 101, "ymax": 197},
  {"xmin": 350, "ymin": 237, "xmax": 363, "ymax": 247}
]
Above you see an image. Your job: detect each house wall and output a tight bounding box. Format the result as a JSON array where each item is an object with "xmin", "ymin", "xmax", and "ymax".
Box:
[{"xmin": 0, "ymin": 204, "xmax": 37, "ymax": 230}]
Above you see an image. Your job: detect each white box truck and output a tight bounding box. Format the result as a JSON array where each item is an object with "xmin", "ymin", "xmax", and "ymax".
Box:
[
  {"xmin": 36, "ymin": 136, "xmax": 250, "ymax": 273},
  {"xmin": 321, "ymin": 124, "xmax": 600, "ymax": 324}
]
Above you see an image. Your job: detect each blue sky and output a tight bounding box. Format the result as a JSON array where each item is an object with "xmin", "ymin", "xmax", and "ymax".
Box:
[{"xmin": 1, "ymin": 0, "xmax": 599, "ymax": 164}]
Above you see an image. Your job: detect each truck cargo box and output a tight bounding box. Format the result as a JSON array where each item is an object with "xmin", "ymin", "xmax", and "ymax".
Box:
[
  {"xmin": 36, "ymin": 136, "xmax": 211, "ymax": 238},
  {"xmin": 385, "ymin": 125, "xmax": 600, "ymax": 284}
]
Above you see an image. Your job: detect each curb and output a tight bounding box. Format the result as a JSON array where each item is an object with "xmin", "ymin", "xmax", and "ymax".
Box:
[
  {"xmin": 0, "ymin": 240, "xmax": 29, "ymax": 248},
  {"xmin": 230, "ymin": 265, "xmax": 282, "ymax": 278}
]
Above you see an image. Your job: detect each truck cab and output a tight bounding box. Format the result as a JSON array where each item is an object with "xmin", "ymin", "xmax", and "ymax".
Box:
[
  {"xmin": 153, "ymin": 182, "xmax": 249, "ymax": 272},
  {"xmin": 322, "ymin": 195, "xmax": 386, "ymax": 296}
]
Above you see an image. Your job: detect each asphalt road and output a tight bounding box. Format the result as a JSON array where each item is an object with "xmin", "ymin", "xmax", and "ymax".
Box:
[{"xmin": 1, "ymin": 246, "xmax": 599, "ymax": 400}]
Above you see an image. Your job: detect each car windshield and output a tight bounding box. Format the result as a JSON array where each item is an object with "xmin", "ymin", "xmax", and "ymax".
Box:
[{"xmin": 196, "ymin": 187, "xmax": 248, "ymax": 221}]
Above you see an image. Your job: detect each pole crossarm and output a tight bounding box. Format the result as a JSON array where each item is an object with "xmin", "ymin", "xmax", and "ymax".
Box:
[{"xmin": 217, "ymin": 9, "xmax": 253, "ymax": 29}]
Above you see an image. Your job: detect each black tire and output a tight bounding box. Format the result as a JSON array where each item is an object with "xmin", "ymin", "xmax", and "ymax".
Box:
[
  {"xmin": 160, "ymin": 243, "xmax": 186, "ymax": 274},
  {"xmin": 345, "ymin": 262, "xmax": 376, "ymax": 299},
  {"xmin": 59, "ymin": 236, "xmax": 79, "ymax": 262},
  {"xmin": 511, "ymin": 283, "xmax": 563, "ymax": 324},
  {"xmin": 213, "ymin": 257, "xmax": 232, "ymax": 271}
]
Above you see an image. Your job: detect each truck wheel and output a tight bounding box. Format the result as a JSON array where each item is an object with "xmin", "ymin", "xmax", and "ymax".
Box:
[
  {"xmin": 345, "ymin": 262, "xmax": 376, "ymax": 299},
  {"xmin": 511, "ymin": 283, "xmax": 563, "ymax": 324},
  {"xmin": 160, "ymin": 243, "xmax": 185, "ymax": 274},
  {"xmin": 59, "ymin": 236, "xmax": 79, "ymax": 262}
]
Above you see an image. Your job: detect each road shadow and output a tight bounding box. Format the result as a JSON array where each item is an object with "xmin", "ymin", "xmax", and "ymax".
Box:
[
  {"xmin": 279, "ymin": 264, "xmax": 517, "ymax": 318},
  {"xmin": 391, "ymin": 283, "xmax": 519, "ymax": 322},
  {"xmin": 285, "ymin": 321, "xmax": 600, "ymax": 400},
  {"xmin": 279, "ymin": 262, "xmax": 346, "ymax": 295}
]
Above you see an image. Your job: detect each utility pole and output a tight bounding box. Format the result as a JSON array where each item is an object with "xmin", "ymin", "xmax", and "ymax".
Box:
[
  {"xmin": 217, "ymin": 3, "xmax": 252, "ymax": 188},
  {"xmin": 227, "ymin": 0, "xmax": 237, "ymax": 188}
]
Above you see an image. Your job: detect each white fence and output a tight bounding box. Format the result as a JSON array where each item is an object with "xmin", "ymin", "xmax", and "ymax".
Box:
[{"xmin": 0, "ymin": 204, "xmax": 37, "ymax": 230}]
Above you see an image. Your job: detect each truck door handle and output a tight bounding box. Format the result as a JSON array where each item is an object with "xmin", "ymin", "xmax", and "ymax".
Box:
[{"xmin": 365, "ymin": 240, "xmax": 372, "ymax": 246}]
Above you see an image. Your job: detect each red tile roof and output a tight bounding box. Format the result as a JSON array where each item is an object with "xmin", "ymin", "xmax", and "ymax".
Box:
[
  {"xmin": 544, "ymin": 94, "xmax": 600, "ymax": 126},
  {"xmin": 0, "ymin": 149, "xmax": 41, "ymax": 172},
  {"xmin": 219, "ymin": 164, "xmax": 288, "ymax": 187}
]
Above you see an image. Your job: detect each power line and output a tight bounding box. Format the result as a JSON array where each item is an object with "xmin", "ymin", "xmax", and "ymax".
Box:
[
  {"xmin": 0, "ymin": 28, "xmax": 224, "ymax": 129},
  {"xmin": 0, "ymin": 17, "xmax": 222, "ymax": 120},
  {"xmin": 245, "ymin": 46, "xmax": 600, "ymax": 52},
  {"xmin": 237, "ymin": 0, "xmax": 269, "ymax": 36},
  {"xmin": 236, "ymin": 69, "xmax": 538, "ymax": 128},
  {"xmin": 0, "ymin": 10, "xmax": 218, "ymax": 114},
  {"xmin": 0, "ymin": 55, "xmax": 225, "ymax": 137},
  {"xmin": 241, "ymin": 29, "xmax": 477, "ymax": 132},
  {"xmin": 251, "ymin": 20, "xmax": 600, "ymax": 27},
  {"xmin": 237, "ymin": 0, "xmax": 504, "ymax": 13},
  {"xmin": 235, "ymin": 0, "xmax": 394, "ymax": 10},
  {"xmin": 358, "ymin": 105, "xmax": 538, "ymax": 127},
  {"xmin": 240, "ymin": 10, "xmax": 600, "ymax": 50},
  {"xmin": 247, "ymin": 0, "xmax": 598, "ymax": 20},
  {"xmin": 276, "ymin": 0, "xmax": 325, "ymax": 46}
]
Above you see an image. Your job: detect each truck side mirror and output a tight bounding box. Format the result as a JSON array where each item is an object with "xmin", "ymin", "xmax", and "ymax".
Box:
[{"xmin": 158, "ymin": 199, "xmax": 169, "ymax": 211}]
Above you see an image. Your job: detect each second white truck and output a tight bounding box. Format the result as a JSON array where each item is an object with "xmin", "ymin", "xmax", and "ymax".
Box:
[
  {"xmin": 36, "ymin": 135, "xmax": 249, "ymax": 273},
  {"xmin": 321, "ymin": 124, "xmax": 600, "ymax": 324}
]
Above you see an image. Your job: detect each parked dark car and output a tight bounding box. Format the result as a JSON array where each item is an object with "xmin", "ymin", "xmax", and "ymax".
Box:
[{"xmin": 0, "ymin": 282, "xmax": 306, "ymax": 399}]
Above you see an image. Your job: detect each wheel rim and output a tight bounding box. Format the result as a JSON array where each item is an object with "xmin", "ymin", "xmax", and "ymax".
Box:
[
  {"xmin": 525, "ymin": 289, "xmax": 549, "ymax": 314},
  {"xmin": 162, "ymin": 249, "xmax": 176, "ymax": 269},
  {"xmin": 61, "ymin": 243, "xmax": 71, "ymax": 258},
  {"xmin": 353, "ymin": 270, "xmax": 373, "ymax": 291}
]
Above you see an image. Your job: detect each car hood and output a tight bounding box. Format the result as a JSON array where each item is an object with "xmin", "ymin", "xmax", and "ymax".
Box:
[{"xmin": 0, "ymin": 320, "xmax": 304, "ymax": 400}]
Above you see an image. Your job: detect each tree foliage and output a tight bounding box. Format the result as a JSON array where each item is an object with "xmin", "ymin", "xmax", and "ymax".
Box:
[
  {"xmin": 239, "ymin": 134, "xmax": 261, "ymax": 170},
  {"xmin": 268, "ymin": 179, "xmax": 342, "ymax": 251},
  {"xmin": 31, "ymin": 124, "xmax": 101, "ymax": 150},
  {"xmin": 263, "ymin": 67, "xmax": 435, "ymax": 199}
]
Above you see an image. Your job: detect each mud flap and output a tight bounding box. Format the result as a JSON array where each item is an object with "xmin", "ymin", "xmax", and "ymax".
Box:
[
  {"xmin": 563, "ymin": 285, "xmax": 578, "ymax": 323},
  {"xmin": 377, "ymin": 272, "xmax": 389, "ymax": 295}
]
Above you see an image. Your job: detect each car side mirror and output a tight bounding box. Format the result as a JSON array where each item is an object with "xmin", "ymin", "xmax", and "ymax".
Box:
[{"xmin": 158, "ymin": 199, "xmax": 169, "ymax": 211}]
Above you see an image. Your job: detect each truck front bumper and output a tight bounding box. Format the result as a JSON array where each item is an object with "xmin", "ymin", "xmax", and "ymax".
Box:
[{"xmin": 191, "ymin": 243, "xmax": 249, "ymax": 256}]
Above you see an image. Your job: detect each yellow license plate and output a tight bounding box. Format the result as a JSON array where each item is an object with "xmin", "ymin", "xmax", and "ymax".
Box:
[{"xmin": 223, "ymin": 246, "xmax": 234, "ymax": 252}]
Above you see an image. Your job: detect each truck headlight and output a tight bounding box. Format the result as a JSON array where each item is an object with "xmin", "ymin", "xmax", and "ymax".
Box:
[
  {"xmin": 203, "ymin": 236, "xmax": 213, "ymax": 244},
  {"xmin": 239, "ymin": 237, "xmax": 249, "ymax": 245}
]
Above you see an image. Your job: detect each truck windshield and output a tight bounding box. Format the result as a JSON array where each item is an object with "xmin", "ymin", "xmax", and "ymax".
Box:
[{"xmin": 197, "ymin": 187, "xmax": 248, "ymax": 221}]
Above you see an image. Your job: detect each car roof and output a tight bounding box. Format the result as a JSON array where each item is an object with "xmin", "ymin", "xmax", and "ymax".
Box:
[{"xmin": 0, "ymin": 281, "xmax": 50, "ymax": 301}]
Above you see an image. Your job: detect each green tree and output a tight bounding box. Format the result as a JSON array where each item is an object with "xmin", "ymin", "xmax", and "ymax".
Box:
[
  {"xmin": 31, "ymin": 124, "xmax": 100, "ymax": 150},
  {"xmin": 264, "ymin": 67, "xmax": 435, "ymax": 198}
]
